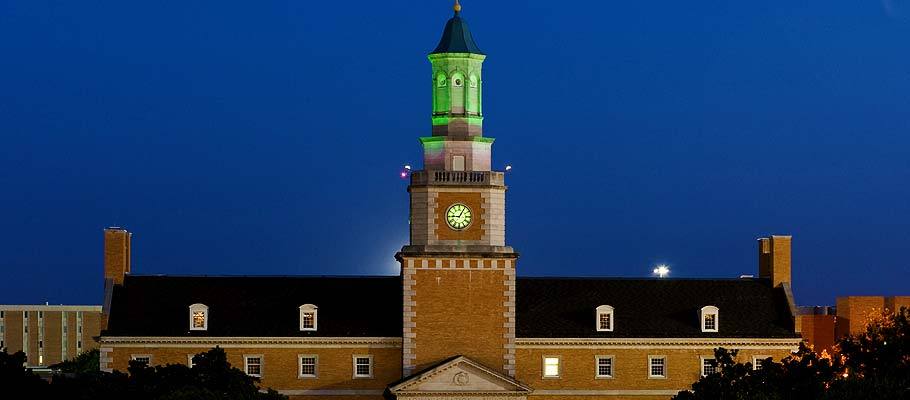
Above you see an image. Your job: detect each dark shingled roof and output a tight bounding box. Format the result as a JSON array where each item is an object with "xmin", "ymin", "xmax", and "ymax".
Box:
[
  {"xmin": 516, "ymin": 278, "xmax": 798, "ymax": 338},
  {"xmin": 105, "ymin": 275, "xmax": 797, "ymax": 339},
  {"xmin": 105, "ymin": 275, "xmax": 402, "ymax": 337},
  {"xmin": 431, "ymin": 13, "xmax": 483, "ymax": 55}
]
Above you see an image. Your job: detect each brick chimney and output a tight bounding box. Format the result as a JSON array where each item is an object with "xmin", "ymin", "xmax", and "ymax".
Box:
[
  {"xmin": 104, "ymin": 227, "xmax": 132, "ymax": 285},
  {"xmin": 102, "ymin": 227, "xmax": 131, "ymax": 330},
  {"xmin": 758, "ymin": 235, "xmax": 791, "ymax": 288}
]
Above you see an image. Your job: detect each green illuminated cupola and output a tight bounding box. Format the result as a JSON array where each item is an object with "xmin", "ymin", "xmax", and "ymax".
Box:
[{"xmin": 423, "ymin": 0, "xmax": 493, "ymax": 172}]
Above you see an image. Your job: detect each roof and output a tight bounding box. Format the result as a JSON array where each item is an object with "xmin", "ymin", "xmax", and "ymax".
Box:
[
  {"xmin": 516, "ymin": 277, "xmax": 798, "ymax": 338},
  {"xmin": 431, "ymin": 12, "xmax": 484, "ymax": 55},
  {"xmin": 104, "ymin": 275, "xmax": 402, "ymax": 337},
  {"xmin": 104, "ymin": 275, "xmax": 797, "ymax": 339}
]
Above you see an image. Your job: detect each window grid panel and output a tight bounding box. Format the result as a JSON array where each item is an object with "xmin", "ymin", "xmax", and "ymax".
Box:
[
  {"xmin": 300, "ymin": 356, "xmax": 317, "ymax": 377},
  {"xmin": 355, "ymin": 357, "xmax": 371, "ymax": 377},
  {"xmin": 302, "ymin": 313, "xmax": 314, "ymax": 329},
  {"xmin": 704, "ymin": 314, "xmax": 716, "ymax": 330},
  {"xmin": 599, "ymin": 313, "xmax": 611, "ymax": 330},
  {"xmin": 246, "ymin": 357, "xmax": 262, "ymax": 376},
  {"xmin": 702, "ymin": 358, "xmax": 717, "ymax": 376},
  {"xmin": 650, "ymin": 357, "xmax": 666, "ymax": 377},
  {"xmin": 597, "ymin": 357, "xmax": 613, "ymax": 377}
]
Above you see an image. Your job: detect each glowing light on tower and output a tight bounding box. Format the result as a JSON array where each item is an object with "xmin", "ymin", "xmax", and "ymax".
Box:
[
  {"xmin": 400, "ymin": 165, "xmax": 412, "ymax": 179},
  {"xmin": 653, "ymin": 265, "xmax": 670, "ymax": 278}
]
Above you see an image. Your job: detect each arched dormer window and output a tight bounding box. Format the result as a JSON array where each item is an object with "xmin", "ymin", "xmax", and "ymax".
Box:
[
  {"xmin": 700, "ymin": 306, "xmax": 719, "ymax": 332},
  {"xmin": 452, "ymin": 73, "xmax": 464, "ymax": 87},
  {"xmin": 596, "ymin": 305, "xmax": 614, "ymax": 332},
  {"xmin": 436, "ymin": 73, "xmax": 448, "ymax": 88},
  {"xmin": 469, "ymin": 75, "xmax": 478, "ymax": 88},
  {"xmin": 189, "ymin": 304, "xmax": 209, "ymax": 331},
  {"xmin": 299, "ymin": 304, "xmax": 318, "ymax": 332}
]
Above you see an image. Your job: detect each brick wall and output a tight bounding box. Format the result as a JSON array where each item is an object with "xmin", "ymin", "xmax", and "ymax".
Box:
[
  {"xmin": 515, "ymin": 347, "xmax": 794, "ymax": 394},
  {"xmin": 405, "ymin": 257, "xmax": 511, "ymax": 374},
  {"xmin": 106, "ymin": 346, "xmax": 399, "ymax": 398}
]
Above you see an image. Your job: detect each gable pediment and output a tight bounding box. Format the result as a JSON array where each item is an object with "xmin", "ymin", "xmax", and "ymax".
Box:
[{"xmin": 389, "ymin": 356, "xmax": 532, "ymax": 397}]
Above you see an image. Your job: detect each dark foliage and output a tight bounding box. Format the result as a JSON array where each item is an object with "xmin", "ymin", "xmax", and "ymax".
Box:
[
  {"xmin": 0, "ymin": 347, "xmax": 287, "ymax": 400},
  {"xmin": 674, "ymin": 308, "xmax": 910, "ymax": 400},
  {"xmin": 51, "ymin": 348, "xmax": 100, "ymax": 373}
]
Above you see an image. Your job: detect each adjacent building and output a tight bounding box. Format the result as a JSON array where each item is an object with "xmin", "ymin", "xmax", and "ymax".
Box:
[
  {"xmin": 99, "ymin": 3, "xmax": 802, "ymax": 400},
  {"xmin": 0, "ymin": 305, "xmax": 103, "ymax": 368}
]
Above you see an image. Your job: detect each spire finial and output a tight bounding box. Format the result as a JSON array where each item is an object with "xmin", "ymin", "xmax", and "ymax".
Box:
[{"xmin": 454, "ymin": 0, "xmax": 462, "ymax": 14}]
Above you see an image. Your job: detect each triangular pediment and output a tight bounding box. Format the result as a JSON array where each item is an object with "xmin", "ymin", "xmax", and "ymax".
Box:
[{"xmin": 388, "ymin": 356, "xmax": 532, "ymax": 397}]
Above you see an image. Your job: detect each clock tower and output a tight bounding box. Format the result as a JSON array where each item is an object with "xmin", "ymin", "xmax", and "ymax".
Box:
[{"xmin": 397, "ymin": 1, "xmax": 518, "ymax": 378}]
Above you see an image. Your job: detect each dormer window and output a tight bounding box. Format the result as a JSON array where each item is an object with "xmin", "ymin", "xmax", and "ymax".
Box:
[
  {"xmin": 299, "ymin": 304, "xmax": 318, "ymax": 331},
  {"xmin": 189, "ymin": 304, "xmax": 209, "ymax": 331},
  {"xmin": 700, "ymin": 306, "xmax": 719, "ymax": 332},
  {"xmin": 596, "ymin": 305, "xmax": 614, "ymax": 332}
]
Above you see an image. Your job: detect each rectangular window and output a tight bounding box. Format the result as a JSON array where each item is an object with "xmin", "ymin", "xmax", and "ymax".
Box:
[
  {"xmin": 702, "ymin": 358, "xmax": 717, "ymax": 376},
  {"xmin": 38, "ymin": 311, "xmax": 43, "ymax": 318},
  {"xmin": 301, "ymin": 312, "xmax": 315, "ymax": 330},
  {"xmin": 192, "ymin": 311, "xmax": 206, "ymax": 329},
  {"xmin": 596, "ymin": 356, "xmax": 614, "ymax": 378},
  {"xmin": 353, "ymin": 355, "xmax": 373, "ymax": 378},
  {"xmin": 131, "ymin": 355, "xmax": 151, "ymax": 366},
  {"xmin": 543, "ymin": 356, "xmax": 560, "ymax": 378},
  {"xmin": 649, "ymin": 356, "xmax": 666, "ymax": 378},
  {"xmin": 599, "ymin": 313, "xmax": 612, "ymax": 331},
  {"xmin": 245, "ymin": 356, "xmax": 262, "ymax": 377},
  {"xmin": 704, "ymin": 314, "xmax": 716, "ymax": 331},
  {"xmin": 299, "ymin": 355, "xmax": 318, "ymax": 378}
]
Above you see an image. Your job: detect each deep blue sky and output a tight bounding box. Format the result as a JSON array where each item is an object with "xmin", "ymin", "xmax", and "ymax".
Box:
[{"xmin": 2, "ymin": 1, "xmax": 908, "ymax": 306}]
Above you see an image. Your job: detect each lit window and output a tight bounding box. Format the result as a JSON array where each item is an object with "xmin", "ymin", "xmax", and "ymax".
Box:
[
  {"xmin": 649, "ymin": 356, "xmax": 666, "ymax": 378},
  {"xmin": 245, "ymin": 355, "xmax": 263, "ymax": 377},
  {"xmin": 189, "ymin": 304, "xmax": 209, "ymax": 331},
  {"xmin": 131, "ymin": 355, "xmax": 151, "ymax": 366},
  {"xmin": 543, "ymin": 356, "xmax": 560, "ymax": 378},
  {"xmin": 299, "ymin": 355, "xmax": 318, "ymax": 378},
  {"xmin": 353, "ymin": 355, "xmax": 373, "ymax": 378},
  {"xmin": 701, "ymin": 358, "xmax": 717, "ymax": 376},
  {"xmin": 700, "ymin": 306, "xmax": 719, "ymax": 333},
  {"xmin": 596, "ymin": 356, "xmax": 614, "ymax": 378},
  {"xmin": 453, "ymin": 75, "xmax": 464, "ymax": 87},
  {"xmin": 596, "ymin": 305, "xmax": 614, "ymax": 332},
  {"xmin": 299, "ymin": 304, "xmax": 318, "ymax": 331}
]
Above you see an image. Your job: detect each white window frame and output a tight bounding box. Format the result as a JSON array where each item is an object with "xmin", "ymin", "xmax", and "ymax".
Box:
[
  {"xmin": 596, "ymin": 305, "xmax": 614, "ymax": 332},
  {"xmin": 595, "ymin": 355, "xmax": 614, "ymax": 379},
  {"xmin": 298, "ymin": 354, "xmax": 318, "ymax": 379},
  {"xmin": 542, "ymin": 355, "xmax": 561, "ymax": 379},
  {"xmin": 189, "ymin": 304, "xmax": 209, "ymax": 331},
  {"xmin": 131, "ymin": 354, "xmax": 152, "ymax": 366},
  {"xmin": 700, "ymin": 305, "xmax": 719, "ymax": 333},
  {"xmin": 700, "ymin": 356, "xmax": 718, "ymax": 377},
  {"xmin": 648, "ymin": 355, "xmax": 667, "ymax": 379},
  {"xmin": 299, "ymin": 304, "xmax": 318, "ymax": 332},
  {"xmin": 352, "ymin": 355, "xmax": 373, "ymax": 379},
  {"xmin": 752, "ymin": 355, "xmax": 771, "ymax": 370},
  {"xmin": 244, "ymin": 354, "xmax": 263, "ymax": 377}
]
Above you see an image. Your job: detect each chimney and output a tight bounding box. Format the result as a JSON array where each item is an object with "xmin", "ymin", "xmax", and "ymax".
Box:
[
  {"xmin": 104, "ymin": 227, "xmax": 132, "ymax": 286},
  {"xmin": 757, "ymin": 235, "xmax": 791, "ymax": 288}
]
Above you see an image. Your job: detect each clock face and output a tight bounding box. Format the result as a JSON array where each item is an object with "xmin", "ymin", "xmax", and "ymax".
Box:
[{"xmin": 445, "ymin": 203, "xmax": 473, "ymax": 230}]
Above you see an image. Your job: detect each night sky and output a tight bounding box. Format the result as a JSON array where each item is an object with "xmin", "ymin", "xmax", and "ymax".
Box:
[{"xmin": 2, "ymin": 1, "xmax": 909, "ymax": 306}]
